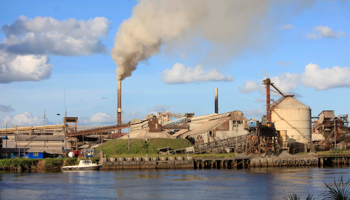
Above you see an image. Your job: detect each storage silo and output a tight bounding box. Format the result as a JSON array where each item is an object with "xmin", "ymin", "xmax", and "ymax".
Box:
[{"xmin": 271, "ymin": 95, "xmax": 311, "ymax": 144}]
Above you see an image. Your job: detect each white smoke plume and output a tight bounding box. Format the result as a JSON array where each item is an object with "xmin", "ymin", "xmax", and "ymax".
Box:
[{"xmin": 111, "ymin": 0, "xmax": 315, "ymax": 81}]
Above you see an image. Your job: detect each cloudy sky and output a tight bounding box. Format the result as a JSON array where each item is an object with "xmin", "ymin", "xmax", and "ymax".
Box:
[{"xmin": 0, "ymin": 0, "xmax": 349, "ymax": 128}]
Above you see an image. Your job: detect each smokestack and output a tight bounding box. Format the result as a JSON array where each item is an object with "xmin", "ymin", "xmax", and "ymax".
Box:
[
  {"xmin": 117, "ymin": 80, "xmax": 122, "ymax": 132},
  {"xmin": 265, "ymin": 78, "xmax": 271, "ymax": 122},
  {"xmin": 215, "ymin": 88, "xmax": 218, "ymax": 114}
]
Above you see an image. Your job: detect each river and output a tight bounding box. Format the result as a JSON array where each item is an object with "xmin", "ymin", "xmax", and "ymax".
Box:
[{"xmin": 0, "ymin": 167, "xmax": 349, "ymax": 200}]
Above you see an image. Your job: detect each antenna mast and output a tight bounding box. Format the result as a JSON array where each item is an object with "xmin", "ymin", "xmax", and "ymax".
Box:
[{"xmin": 64, "ymin": 90, "xmax": 67, "ymax": 117}]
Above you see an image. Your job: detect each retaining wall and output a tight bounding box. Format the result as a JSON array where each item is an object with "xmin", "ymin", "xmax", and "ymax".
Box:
[{"xmin": 101, "ymin": 157, "xmax": 193, "ymax": 170}]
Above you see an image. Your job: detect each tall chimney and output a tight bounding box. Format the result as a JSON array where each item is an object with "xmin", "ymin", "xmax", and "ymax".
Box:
[
  {"xmin": 265, "ymin": 78, "xmax": 271, "ymax": 122},
  {"xmin": 117, "ymin": 80, "xmax": 122, "ymax": 133},
  {"xmin": 215, "ymin": 88, "xmax": 218, "ymax": 114}
]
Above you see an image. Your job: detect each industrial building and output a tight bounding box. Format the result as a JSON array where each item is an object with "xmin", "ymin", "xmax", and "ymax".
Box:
[
  {"xmin": 1, "ymin": 77, "xmax": 349, "ymax": 158},
  {"xmin": 179, "ymin": 111, "xmax": 248, "ymax": 144}
]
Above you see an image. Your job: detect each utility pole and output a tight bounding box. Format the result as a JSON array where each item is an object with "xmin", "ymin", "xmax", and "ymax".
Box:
[
  {"xmin": 6, "ymin": 124, "xmax": 7, "ymax": 158},
  {"xmin": 43, "ymin": 109, "xmax": 46, "ymax": 135},
  {"xmin": 235, "ymin": 121, "xmax": 238, "ymax": 153},
  {"xmin": 64, "ymin": 90, "xmax": 67, "ymax": 117},
  {"xmin": 15, "ymin": 125, "xmax": 18, "ymax": 158},
  {"xmin": 128, "ymin": 133, "xmax": 130, "ymax": 154},
  {"xmin": 334, "ymin": 119, "xmax": 337, "ymax": 150}
]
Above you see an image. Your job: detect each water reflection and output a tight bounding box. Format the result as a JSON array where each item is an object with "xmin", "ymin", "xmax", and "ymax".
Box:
[{"xmin": 0, "ymin": 167, "xmax": 349, "ymax": 199}]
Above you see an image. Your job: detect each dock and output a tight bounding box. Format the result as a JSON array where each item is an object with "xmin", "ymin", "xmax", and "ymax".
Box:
[{"xmin": 100, "ymin": 154, "xmax": 350, "ymax": 170}]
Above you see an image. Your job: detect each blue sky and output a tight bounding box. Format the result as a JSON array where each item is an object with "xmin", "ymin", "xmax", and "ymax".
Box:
[{"xmin": 0, "ymin": 0, "xmax": 349, "ymax": 128}]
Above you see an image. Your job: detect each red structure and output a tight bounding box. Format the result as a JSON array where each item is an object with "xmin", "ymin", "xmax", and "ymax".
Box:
[{"xmin": 265, "ymin": 78, "xmax": 271, "ymax": 122}]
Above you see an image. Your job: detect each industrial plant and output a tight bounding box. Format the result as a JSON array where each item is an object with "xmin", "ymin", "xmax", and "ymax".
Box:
[{"xmin": 1, "ymin": 77, "xmax": 349, "ymax": 160}]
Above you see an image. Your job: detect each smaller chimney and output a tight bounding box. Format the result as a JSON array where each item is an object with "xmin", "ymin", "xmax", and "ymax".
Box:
[
  {"xmin": 215, "ymin": 88, "xmax": 218, "ymax": 114},
  {"xmin": 265, "ymin": 78, "xmax": 271, "ymax": 122}
]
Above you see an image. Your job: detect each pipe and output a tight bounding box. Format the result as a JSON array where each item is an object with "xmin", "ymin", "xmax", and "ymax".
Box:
[
  {"xmin": 117, "ymin": 80, "xmax": 122, "ymax": 133},
  {"xmin": 215, "ymin": 88, "xmax": 218, "ymax": 114},
  {"xmin": 266, "ymin": 78, "xmax": 271, "ymax": 122}
]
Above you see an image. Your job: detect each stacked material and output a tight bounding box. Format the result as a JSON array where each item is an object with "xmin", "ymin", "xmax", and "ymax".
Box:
[
  {"xmin": 130, "ymin": 118, "xmax": 149, "ymax": 132},
  {"xmin": 119, "ymin": 130, "xmax": 173, "ymax": 140}
]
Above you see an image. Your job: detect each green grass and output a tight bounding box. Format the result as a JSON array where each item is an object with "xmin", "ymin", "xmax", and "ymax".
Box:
[
  {"xmin": 191, "ymin": 153, "xmax": 236, "ymax": 158},
  {"xmin": 96, "ymin": 138, "xmax": 193, "ymax": 156},
  {"xmin": 0, "ymin": 158, "xmax": 79, "ymax": 168},
  {"xmin": 0, "ymin": 158, "xmax": 39, "ymax": 168},
  {"xmin": 294, "ymin": 152, "xmax": 309, "ymax": 156},
  {"xmin": 317, "ymin": 149, "xmax": 350, "ymax": 156}
]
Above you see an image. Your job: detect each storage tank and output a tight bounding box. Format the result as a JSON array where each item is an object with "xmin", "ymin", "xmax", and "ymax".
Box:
[{"xmin": 271, "ymin": 95, "xmax": 311, "ymax": 144}]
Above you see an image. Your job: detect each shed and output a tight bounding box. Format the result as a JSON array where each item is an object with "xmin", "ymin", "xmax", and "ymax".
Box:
[
  {"xmin": 28, "ymin": 147, "xmax": 63, "ymax": 159},
  {"xmin": 28, "ymin": 148, "xmax": 44, "ymax": 159}
]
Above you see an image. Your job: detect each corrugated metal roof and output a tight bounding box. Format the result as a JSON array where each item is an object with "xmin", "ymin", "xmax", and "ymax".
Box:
[
  {"xmin": 182, "ymin": 117, "xmax": 228, "ymax": 137},
  {"xmin": 16, "ymin": 135, "xmax": 65, "ymax": 141},
  {"xmin": 171, "ymin": 129, "xmax": 189, "ymax": 138},
  {"xmin": 190, "ymin": 113, "xmax": 218, "ymax": 122},
  {"xmin": 231, "ymin": 111, "xmax": 248, "ymax": 121},
  {"xmin": 119, "ymin": 130, "xmax": 173, "ymax": 140},
  {"xmin": 208, "ymin": 112, "xmax": 230, "ymax": 120},
  {"xmin": 28, "ymin": 147, "xmax": 63, "ymax": 154}
]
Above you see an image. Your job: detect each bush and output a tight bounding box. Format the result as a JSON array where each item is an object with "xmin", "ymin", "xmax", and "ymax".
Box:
[
  {"xmin": 0, "ymin": 158, "xmax": 39, "ymax": 168},
  {"xmin": 321, "ymin": 176, "xmax": 350, "ymax": 200},
  {"xmin": 282, "ymin": 194, "xmax": 316, "ymax": 200},
  {"xmin": 62, "ymin": 158, "xmax": 78, "ymax": 166},
  {"xmin": 44, "ymin": 158, "xmax": 64, "ymax": 168},
  {"xmin": 282, "ymin": 176, "xmax": 350, "ymax": 200}
]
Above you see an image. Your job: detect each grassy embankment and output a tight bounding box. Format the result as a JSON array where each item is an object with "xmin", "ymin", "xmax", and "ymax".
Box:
[
  {"xmin": 95, "ymin": 138, "xmax": 236, "ymax": 158},
  {"xmin": 0, "ymin": 158, "xmax": 79, "ymax": 169},
  {"xmin": 295, "ymin": 149, "xmax": 350, "ymax": 156}
]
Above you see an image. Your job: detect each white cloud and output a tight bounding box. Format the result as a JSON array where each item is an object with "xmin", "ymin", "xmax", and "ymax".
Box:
[
  {"xmin": 301, "ymin": 63, "xmax": 350, "ymax": 90},
  {"xmin": 148, "ymin": 103, "xmax": 171, "ymax": 114},
  {"xmin": 162, "ymin": 63, "xmax": 233, "ymax": 84},
  {"xmin": 307, "ymin": 26, "xmax": 346, "ymax": 39},
  {"xmin": 239, "ymin": 73, "xmax": 300, "ymax": 95},
  {"xmin": 276, "ymin": 61, "xmax": 292, "ymax": 66},
  {"xmin": 1, "ymin": 16, "xmax": 111, "ymax": 55},
  {"xmin": 125, "ymin": 111, "xmax": 145, "ymax": 122},
  {"xmin": 0, "ymin": 111, "xmax": 50, "ymax": 127},
  {"xmin": 238, "ymin": 80, "xmax": 260, "ymax": 93},
  {"xmin": 0, "ymin": 104, "xmax": 15, "ymax": 112},
  {"xmin": 0, "ymin": 16, "xmax": 111, "ymax": 83},
  {"xmin": 281, "ymin": 24, "xmax": 295, "ymax": 29},
  {"xmin": 81, "ymin": 112, "xmax": 116, "ymax": 125},
  {"xmin": 270, "ymin": 73, "xmax": 300, "ymax": 94},
  {"xmin": 0, "ymin": 54, "xmax": 52, "ymax": 83},
  {"xmin": 240, "ymin": 63, "xmax": 350, "ymax": 96},
  {"xmin": 242, "ymin": 108, "xmax": 265, "ymax": 119},
  {"xmin": 254, "ymin": 98, "xmax": 265, "ymax": 103}
]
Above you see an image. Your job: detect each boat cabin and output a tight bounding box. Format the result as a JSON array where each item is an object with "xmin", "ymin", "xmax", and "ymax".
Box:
[{"xmin": 79, "ymin": 160, "xmax": 93, "ymax": 166}]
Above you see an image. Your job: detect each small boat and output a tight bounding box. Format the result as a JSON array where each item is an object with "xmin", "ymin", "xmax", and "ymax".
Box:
[{"xmin": 62, "ymin": 159, "xmax": 102, "ymax": 171}]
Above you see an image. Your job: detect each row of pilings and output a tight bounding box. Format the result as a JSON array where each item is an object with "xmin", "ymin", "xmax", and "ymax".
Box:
[
  {"xmin": 194, "ymin": 158, "xmax": 250, "ymax": 169},
  {"xmin": 194, "ymin": 156, "xmax": 350, "ymax": 170}
]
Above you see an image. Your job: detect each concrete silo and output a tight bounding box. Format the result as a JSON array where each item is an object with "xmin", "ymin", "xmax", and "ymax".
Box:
[{"xmin": 270, "ymin": 95, "xmax": 311, "ymax": 145}]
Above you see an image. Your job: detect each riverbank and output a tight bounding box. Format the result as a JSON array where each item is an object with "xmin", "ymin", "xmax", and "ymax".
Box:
[{"xmin": 0, "ymin": 158, "xmax": 78, "ymax": 171}]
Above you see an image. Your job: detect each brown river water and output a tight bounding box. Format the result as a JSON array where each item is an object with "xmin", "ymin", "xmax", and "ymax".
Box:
[{"xmin": 0, "ymin": 167, "xmax": 349, "ymax": 200}]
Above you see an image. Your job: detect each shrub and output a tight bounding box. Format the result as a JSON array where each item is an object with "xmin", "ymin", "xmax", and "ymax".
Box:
[
  {"xmin": 62, "ymin": 158, "xmax": 78, "ymax": 166},
  {"xmin": 0, "ymin": 158, "xmax": 40, "ymax": 168},
  {"xmin": 44, "ymin": 158, "xmax": 64, "ymax": 168},
  {"xmin": 321, "ymin": 176, "xmax": 350, "ymax": 200}
]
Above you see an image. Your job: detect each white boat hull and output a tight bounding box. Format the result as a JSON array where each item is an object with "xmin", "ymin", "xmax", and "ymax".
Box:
[{"xmin": 62, "ymin": 165, "xmax": 102, "ymax": 171}]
